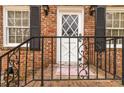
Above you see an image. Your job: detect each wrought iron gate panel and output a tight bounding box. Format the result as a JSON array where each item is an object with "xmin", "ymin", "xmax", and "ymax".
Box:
[
  {"xmin": 0, "ymin": 36, "xmax": 123, "ymax": 87},
  {"xmin": 78, "ymin": 37, "xmax": 89, "ymax": 79}
]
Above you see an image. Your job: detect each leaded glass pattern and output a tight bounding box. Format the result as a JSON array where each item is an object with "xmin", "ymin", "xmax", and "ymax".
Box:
[{"xmin": 62, "ymin": 15, "xmax": 78, "ymax": 36}]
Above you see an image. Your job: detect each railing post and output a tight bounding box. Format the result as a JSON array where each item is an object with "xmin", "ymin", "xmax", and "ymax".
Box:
[
  {"xmin": 60, "ymin": 38, "xmax": 62, "ymax": 80},
  {"xmin": 69, "ymin": 37, "xmax": 70, "ymax": 79},
  {"xmin": 122, "ymin": 37, "xmax": 124, "ymax": 85},
  {"xmin": 104, "ymin": 37, "xmax": 107, "ymax": 79},
  {"xmin": 51, "ymin": 38, "xmax": 53, "ymax": 80},
  {"xmin": 41, "ymin": 37, "xmax": 44, "ymax": 86},
  {"xmin": 109, "ymin": 40, "xmax": 111, "ymax": 73},
  {"xmin": 113, "ymin": 38, "xmax": 116, "ymax": 79},
  {"xmin": 18, "ymin": 48, "xmax": 20, "ymax": 87},
  {"xmin": 25, "ymin": 42, "xmax": 28, "ymax": 85},
  {"xmin": 32, "ymin": 39, "xmax": 35, "ymax": 80},
  {"xmin": 7, "ymin": 54, "xmax": 9, "ymax": 87},
  {"xmin": 88, "ymin": 37, "xmax": 90, "ymax": 79}
]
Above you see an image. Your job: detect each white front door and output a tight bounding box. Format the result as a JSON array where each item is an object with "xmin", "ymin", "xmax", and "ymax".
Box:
[{"xmin": 57, "ymin": 10, "xmax": 84, "ymax": 65}]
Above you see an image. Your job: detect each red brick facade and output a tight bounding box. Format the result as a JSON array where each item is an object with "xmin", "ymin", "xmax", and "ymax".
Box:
[
  {"xmin": 0, "ymin": 6, "xmax": 3, "ymax": 54},
  {"xmin": 0, "ymin": 5, "xmax": 122, "ymax": 78}
]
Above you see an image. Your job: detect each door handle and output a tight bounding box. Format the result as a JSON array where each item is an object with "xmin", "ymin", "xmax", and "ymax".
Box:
[
  {"xmin": 79, "ymin": 33, "xmax": 82, "ymax": 36},
  {"xmin": 78, "ymin": 33, "xmax": 82, "ymax": 42}
]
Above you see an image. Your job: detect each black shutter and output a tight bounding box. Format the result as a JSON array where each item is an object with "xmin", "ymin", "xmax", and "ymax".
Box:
[
  {"xmin": 30, "ymin": 6, "xmax": 41, "ymax": 50},
  {"xmin": 95, "ymin": 6, "xmax": 106, "ymax": 52}
]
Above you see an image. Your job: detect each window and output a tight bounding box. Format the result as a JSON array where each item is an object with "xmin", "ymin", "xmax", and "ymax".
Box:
[
  {"xmin": 106, "ymin": 8, "xmax": 124, "ymax": 46},
  {"xmin": 3, "ymin": 6, "xmax": 30, "ymax": 47}
]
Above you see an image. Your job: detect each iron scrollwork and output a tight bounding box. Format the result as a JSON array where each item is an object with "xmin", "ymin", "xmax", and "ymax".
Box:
[
  {"xmin": 2, "ymin": 48, "xmax": 19, "ymax": 87},
  {"xmin": 78, "ymin": 37, "xmax": 89, "ymax": 79}
]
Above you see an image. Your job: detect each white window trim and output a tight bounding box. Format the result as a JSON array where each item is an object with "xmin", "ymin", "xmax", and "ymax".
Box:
[
  {"xmin": 3, "ymin": 6, "xmax": 30, "ymax": 47},
  {"xmin": 106, "ymin": 44, "xmax": 122, "ymax": 48},
  {"xmin": 106, "ymin": 7, "xmax": 124, "ymax": 48}
]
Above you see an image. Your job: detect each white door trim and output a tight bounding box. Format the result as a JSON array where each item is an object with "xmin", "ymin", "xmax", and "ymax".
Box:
[
  {"xmin": 56, "ymin": 6, "xmax": 84, "ymax": 64},
  {"xmin": 57, "ymin": 6, "xmax": 84, "ymax": 36}
]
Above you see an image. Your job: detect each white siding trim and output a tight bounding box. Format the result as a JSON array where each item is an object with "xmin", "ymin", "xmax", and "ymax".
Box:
[{"xmin": 107, "ymin": 7, "xmax": 124, "ymax": 11}]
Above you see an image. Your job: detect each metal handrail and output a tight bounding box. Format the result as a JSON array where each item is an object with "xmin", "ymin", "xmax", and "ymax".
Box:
[
  {"xmin": 0, "ymin": 37, "xmax": 33, "ymax": 58},
  {"xmin": 0, "ymin": 36, "xmax": 123, "ymax": 87},
  {"xmin": 0, "ymin": 36, "xmax": 123, "ymax": 58}
]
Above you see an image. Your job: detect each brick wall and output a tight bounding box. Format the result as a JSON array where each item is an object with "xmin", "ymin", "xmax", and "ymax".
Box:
[
  {"xmin": 0, "ymin": 5, "xmax": 122, "ymax": 79},
  {"xmin": 84, "ymin": 6, "xmax": 95, "ymax": 36},
  {"xmin": 41, "ymin": 5, "xmax": 57, "ymax": 65},
  {"xmin": 84, "ymin": 6, "xmax": 122, "ymax": 78},
  {"xmin": 40, "ymin": 5, "xmax": 96, "ymax": 66},
  {"xmin": 0, "ymin": 5, "xmax": 94, "ymax": 62},
  {"xmin": 92, "ymin": 48, "xmax": 122, "ymax": 78},
  {"xmin": 0, "ymin": 6, "xmax": 3, "ymax": 54}
]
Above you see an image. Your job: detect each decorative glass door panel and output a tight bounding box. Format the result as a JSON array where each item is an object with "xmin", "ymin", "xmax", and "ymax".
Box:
[
  {"xmin": 62, "ymin": 15, "xmax": 78, "ymax": 36},
  {"xmin": 57, "ymin": 12, "xmax": 83, "ymax": 65}
]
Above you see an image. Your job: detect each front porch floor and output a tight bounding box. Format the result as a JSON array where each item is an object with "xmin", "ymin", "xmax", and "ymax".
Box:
[
  {"xmin": 24, "ymin": 64, "xmax": 123, "ymax": 87},
  {"xmin": 26, "ymin": 80, "xmax": 122, "ymax": 87}
]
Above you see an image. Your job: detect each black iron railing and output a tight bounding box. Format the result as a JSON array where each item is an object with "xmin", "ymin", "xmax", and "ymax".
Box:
[{"xmin": 0, "ymin": 36, "xmax": 124, "ymax": 87}]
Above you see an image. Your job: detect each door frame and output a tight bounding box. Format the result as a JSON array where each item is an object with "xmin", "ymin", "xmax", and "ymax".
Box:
[{"xmin": 56, "ymin": 6, "xmax": 84, "ymax": 64}]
